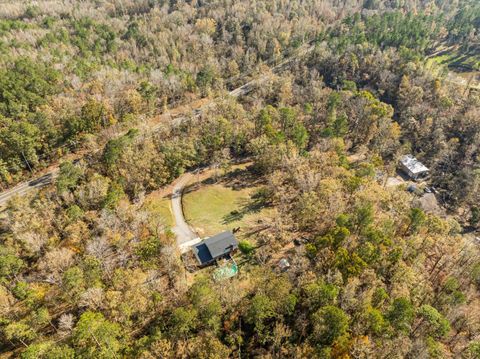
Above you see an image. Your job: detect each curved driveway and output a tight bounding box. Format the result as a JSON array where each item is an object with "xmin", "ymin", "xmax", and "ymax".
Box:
[{"xmin": 171, "ymin": 173, "xmax": 197, "ymax": 246}]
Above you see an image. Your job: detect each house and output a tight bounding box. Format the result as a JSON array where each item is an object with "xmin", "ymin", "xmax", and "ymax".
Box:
[
  {"xmin": 192, "ymin": 231, "xmax": 238, "ymax": 267},
  {"xmin": 399, "ymin": 155, "xmax": 429, "ymax": 180}
]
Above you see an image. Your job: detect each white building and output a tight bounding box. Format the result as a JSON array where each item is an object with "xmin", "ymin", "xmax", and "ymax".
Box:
[{"xmin": 399, "ymin": 155, "xmax": 429, "ymax": 180}]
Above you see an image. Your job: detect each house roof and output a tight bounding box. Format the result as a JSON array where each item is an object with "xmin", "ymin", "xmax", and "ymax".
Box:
[
  {"xmin": 193, "ymin": 231, "xmax": 238, "ymax": 265},
  {"xmin": 400, "ymin": 155, "xmax": 429, "ymax": 174},
  {"xmin": 194, "ymin": 243, "xmax": 213, "ymax": 264}
]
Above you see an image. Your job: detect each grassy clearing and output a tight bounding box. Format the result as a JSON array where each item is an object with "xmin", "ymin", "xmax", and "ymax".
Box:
[
  {"xmin": 183, "ymin": 168, "xmax": 270, "ymax": 237},
  {"xmin": 428, "ymin": 48, "xmax": 479, "ymax": 72},
  {"xmin": 143, "ymin": 194, "xmax": 174, "ymax": 228},
  {"xmin": 426, "ymin": 49, "xmax": 480, "ymax": 90},
  {"xmin": 429, "ymin": 52, "xmax": 456, "ymax": 66}
]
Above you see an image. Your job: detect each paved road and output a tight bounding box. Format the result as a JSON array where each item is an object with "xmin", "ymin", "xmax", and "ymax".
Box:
[
  {"xmin": 0, "ymin": 43, "xmax": 315, "ymax": 207},
  {"xmin": 171, "ymin": 173, "xmax": 197, "ymax": 246},
  {"xmin": 0, "ymin": 170, "xmax": 59, "ymax": 206}
]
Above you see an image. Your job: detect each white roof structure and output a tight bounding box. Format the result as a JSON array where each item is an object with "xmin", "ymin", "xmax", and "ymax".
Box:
[
  {"xmin": 278, "ymin": 258, "xmax": 291, "ymax": 270},
  {"xmin": 399, "ymin": 155, "xmax": 429, "ymax": 175}
]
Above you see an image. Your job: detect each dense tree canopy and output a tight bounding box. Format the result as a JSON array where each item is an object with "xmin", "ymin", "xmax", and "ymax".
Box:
[{"xmin": 0, "ymin": 0, "xmax": 479, "ymax": 358}]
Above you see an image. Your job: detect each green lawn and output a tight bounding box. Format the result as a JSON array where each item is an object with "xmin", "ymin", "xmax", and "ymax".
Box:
[
  {"xmin": 183, "ymin": 181, "xmax": 269, "ymax": 237},
  {"xmin": 143, "ymin": 195, "xmax": 174, "ymax": 228},
  {"xmin": 427, "ymin": 49, "xmax": 479, "ymax": 72}
]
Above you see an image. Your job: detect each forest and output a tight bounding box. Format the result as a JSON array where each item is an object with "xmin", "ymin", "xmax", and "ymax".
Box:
[{"xmin": 0, "ymin": 0, "xmax": 479, "ymax": 358}]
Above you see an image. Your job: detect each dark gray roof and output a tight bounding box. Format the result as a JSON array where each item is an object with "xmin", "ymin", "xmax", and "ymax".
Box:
[
  {"xmin": 205, "ymin": 231, "xmax": 238, "ymax": 258},
  {"xmin": 193, "ymin": 243, "xmax": 213, "ymax": 264},
  {"xmin": 193, "ymin": 231, "xmax": 238, "ymax": 265}
]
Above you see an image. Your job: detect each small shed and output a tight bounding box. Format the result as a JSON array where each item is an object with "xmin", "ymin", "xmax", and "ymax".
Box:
[
  {"xmin": 399, "ymin": 155, "xmax": 429, "ymax": 180},
  {"xmin": 193, "ymin": 231, "xmax": 238, "ymax": 267},
  {"xmin": 278, "ymin": 258, "xmax": 291, "ymax": 271}
]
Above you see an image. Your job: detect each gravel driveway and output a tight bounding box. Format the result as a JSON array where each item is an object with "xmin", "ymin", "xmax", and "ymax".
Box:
[{"xmin": 171, "ymin": 173, "xmax": 198, "ymax": 245}]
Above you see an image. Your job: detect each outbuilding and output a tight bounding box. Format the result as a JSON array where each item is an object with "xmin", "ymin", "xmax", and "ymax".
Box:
[
  {"xmin": 399, "ymin": 155, "xmax": 429, "ymax": 180},
  {"xmin": 278, "ymin": 258, "xmax": 291, "ymax": 271},
  {"xmin": 192, "ymin": 231, "xmax": 238, "ymax": 267}
]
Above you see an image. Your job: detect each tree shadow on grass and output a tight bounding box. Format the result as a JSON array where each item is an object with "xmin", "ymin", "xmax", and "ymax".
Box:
[
  {"xmin": 183, "ymin": 164, "xmax": 263, "ymax": 196},
  {"xmin": 182, "ymin": 174, "xmax": 226, "ymax": 195},
  {"xmin": 222, "ymin": 189, "xmax": 268, "ymax": 224},
  {"xmin": 221, "ymin": 166, "xmax": 264, "ymax": 191}
]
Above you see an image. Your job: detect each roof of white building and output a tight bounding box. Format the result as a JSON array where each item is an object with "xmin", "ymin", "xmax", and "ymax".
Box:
[{"xmin": 400, "ymin": 155, "xmax": 429, "ymax": 174}]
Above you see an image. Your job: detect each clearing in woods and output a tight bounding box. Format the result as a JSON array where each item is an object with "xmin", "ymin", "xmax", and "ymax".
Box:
[{"xmin": 183, "ymin": 164, "xmax": 272, "ymax": 237}]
